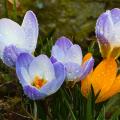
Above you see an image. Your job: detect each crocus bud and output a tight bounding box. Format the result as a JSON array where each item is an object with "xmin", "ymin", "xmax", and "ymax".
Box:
[{"xmin": 96, "ymin": 8, "xmax": 120, "ymax": 58}]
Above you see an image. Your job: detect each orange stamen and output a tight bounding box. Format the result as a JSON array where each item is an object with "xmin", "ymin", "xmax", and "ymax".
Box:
[{"xmin": 33, "ymin": 76, "xmax": 47, "ymax": 89}]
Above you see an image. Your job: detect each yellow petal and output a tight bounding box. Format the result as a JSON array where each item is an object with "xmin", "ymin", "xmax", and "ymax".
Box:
[
  {"xmin": 96, "ymin": 75, "xmax": 120, "ymax": 103},
  {"xmin": 91, "ymin": 58, "xmax": 117, "ymax": 102},
  {"xmin": 81, "ymin": 53, "xmax": 93, "ymax": 96},
  {"xmin": 82, "ymin": 52, "xmax": 92, "ymax": 63},
  {"xmin": 81, "ymin": 71, "xmax": 93, "ymax": 97}
]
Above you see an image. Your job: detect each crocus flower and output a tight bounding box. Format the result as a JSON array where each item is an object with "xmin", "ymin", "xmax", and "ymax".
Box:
[
  {"xmin": 96, "ymin": 8, "xmax": 120, "ymax": 58},
  {"xmin": 51, "ymin": 36, "xmax": 94, "ymax": 83},
  {"xmin": 81, "ymin": 54, "xmax": 120, "ymax": 103},
  {"xmin": 0, "ymin": 10, "xmax": 38, "ymax": 67},
  {"xmin": 16, "ymin": 53, "xmax": 65, "ymax": 100}
]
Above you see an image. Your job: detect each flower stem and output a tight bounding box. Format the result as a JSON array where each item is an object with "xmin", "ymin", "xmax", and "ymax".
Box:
[
  {"xmin": 13, "ymin": 0, "xmax": 17, "ymax": 20},
  {"xmin": 4, "ymin": 0, "xmax": 8, "ymax": 17},
  {"xmin": 60, "ymin": 89, "xmax": 76, "ymax": 120},
  {"xmin": 33, "ymin": 101, "xmax": 37, "ymax": 120}
]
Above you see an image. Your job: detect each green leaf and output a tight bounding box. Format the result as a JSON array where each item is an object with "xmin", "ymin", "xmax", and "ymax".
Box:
[
  {"xmin": 110, "ymin": 108, "xmax": 120, "ymax": 120},
  {"xmin": 86, "ymin": 86, "xmax": 95, "ymax": 120},
  {"xmin": 96, "ymin": 106, "xmax": 105, "ymax": 120},
  {"xmin": 60, "ymin": 89, "xmax": 76, "ymax": 120}
]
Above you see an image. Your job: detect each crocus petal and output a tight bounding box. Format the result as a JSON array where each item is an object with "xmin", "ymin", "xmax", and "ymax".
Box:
[
  {"xmin": 3, "ymin": 45, "xmax": 24, "ymax": 67},
  {"xmin": 81, "ymin": 53, "xmax": 93, "ymax": 96},
  {"xmin": 50, "ymin": 56, "xmax": 57, "ymax": 63},
  {"xmin": 65, "ymin": 62, "xmax": 82, "ymax": 81},
  {"xmin": 96, "ymin": 75, "xmax": 120, "ymax": 103},
  {"xmin": 51, "ymin": 44, "xmax": 82, "ymax": 65},
  {"xmin": 96, "ymin": 10, "xmax": 114, "ymax": 44},
  {"xmin": 82, "ymin": 53, "xmax": 92, "ymax": 63},
  {"xmin": 21, "ymin": 10, "xmax": 39, "ymax": 52},
  {"xmin": 79, "ymin": 57, "xmax": 94, "ymax": 80},
  {"xmin": 81, "ymin": 58, "xmax": 117, "ymax": 103},
  {"xmin": 51, "ymin": 45, "xmax": 66, "ymax": 63},
  {"xmin": 0, "ymin": 34, "xmax": 7, "ymax": 58},
  {"xmin": 95, "ymin": 12, "xmax": 112, "ymax": 58},
  {"xmin": 66, "ymin": 45, "xmax": 82, "ymax": 65},
  {"xmin": 113, "ymin": 22, "xmax": 120, "ymax": 45},
  {"xmin": 0, "ymin": 18, "xmax": 25, "ymax": 56},
  {"xmin": 16, "ymin": 53, "xmax": 34, "ymax": 86},
  {"xmin": 55, "ymin": 36, "xmax": 73, "ymax": 53},
  {"xmin": 96, "ymin": 12, "xmax": 108, "ymax": 44},
  {"xmin": 29, "ymin": 55, "xmax": 55, "ymax": 81},
  {"xmin": 51, "ymin": 36, "xmax": 73, "ymax": 63},
  {"xmin": 39, "ymin": 62, "xmax": 65, "ymax": 96},
  {"xmin": 23, "ymin": 85, "xmax": 46, "ymax": 100},
  {"xmin": 64, "ymin": 53, "xmax": 93, "ymax": 82},
  {"xmin": 111, "ymin": 8, "xmax": 120, "ymax": 24},
  {"xmin": 81, "ymin": 71, "xmax": 93, "ymax": 97},
  {"xmin": 91, "ymin": 58, "xmax": 117, "ymax": 100},
  {"xmin": 101, "ymin": 11, "xmax": 114, "ymax": 44}
]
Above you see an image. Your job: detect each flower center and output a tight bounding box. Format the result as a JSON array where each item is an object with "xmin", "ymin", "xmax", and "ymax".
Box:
[{"xmin": 32, "ymin": 76, "xmax": 47, "ymax": 89}]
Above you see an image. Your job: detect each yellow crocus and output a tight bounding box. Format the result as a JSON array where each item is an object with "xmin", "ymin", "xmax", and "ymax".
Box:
[{"xmin": 81, "ymin": 53, "xmax": 120, "ymax": 103}]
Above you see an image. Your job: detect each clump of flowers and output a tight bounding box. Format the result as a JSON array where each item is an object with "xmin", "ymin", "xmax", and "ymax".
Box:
[
  {"xmin": 0, "ymin": 10, "xmax": 94, "ymax": 100},
  {"xmin": 1, "ymin": 8, "xmax": 120, "ymax": 104},
  {"xmin": 81, "ymin": 8, "xmax": 120, "ymax": 103}
]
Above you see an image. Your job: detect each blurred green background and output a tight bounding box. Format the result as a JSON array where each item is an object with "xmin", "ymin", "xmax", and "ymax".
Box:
[{"xmin": 1, "ymin": 0, "xmax": 120, "ymax": 120}]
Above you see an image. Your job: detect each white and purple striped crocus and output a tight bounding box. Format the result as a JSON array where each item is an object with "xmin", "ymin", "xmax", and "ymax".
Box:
[
  {"xmin": 96, "ymin": 8, "xmax": 120, "ymax": 58},
  {"xmin": 0, "ymin": 10, "xmax": 38, "ymax": 67},
  {"xmin": 16, "ymin": 53, "xmax": 65, "ymax": 100},
  {"xmin": 51, "ymin": 37, "xmax": 94, "ymax": 82}
]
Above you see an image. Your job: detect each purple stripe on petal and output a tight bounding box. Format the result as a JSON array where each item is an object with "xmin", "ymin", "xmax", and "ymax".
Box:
[
  {"xmin": 16, "ymin": 53, "xmax": 34, "ymax": 86},
  {"xmin": 39, "ymin": 62, "xmax": 65, "ymax": 96},
  {"xmin": 3, "ymin": 45, "xmax": 23, "ymax": 67},
  {"xmin": 55, "ymin": 36, "xmax": 73, "ymax": 53},
  {"xmin": 23, "ymin": 85, "xmax": 46, "ymax": 100},
  {"xmin": 16, "ymin": 52, "xmax": 34, "ymax": 70},
  {"xmin": 79, "ymin": 57, "xmax": 94, "ymax": 80},
  {"xmin": 50, "ymin": 56, "xmax": 57, "ymax": 63}
]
